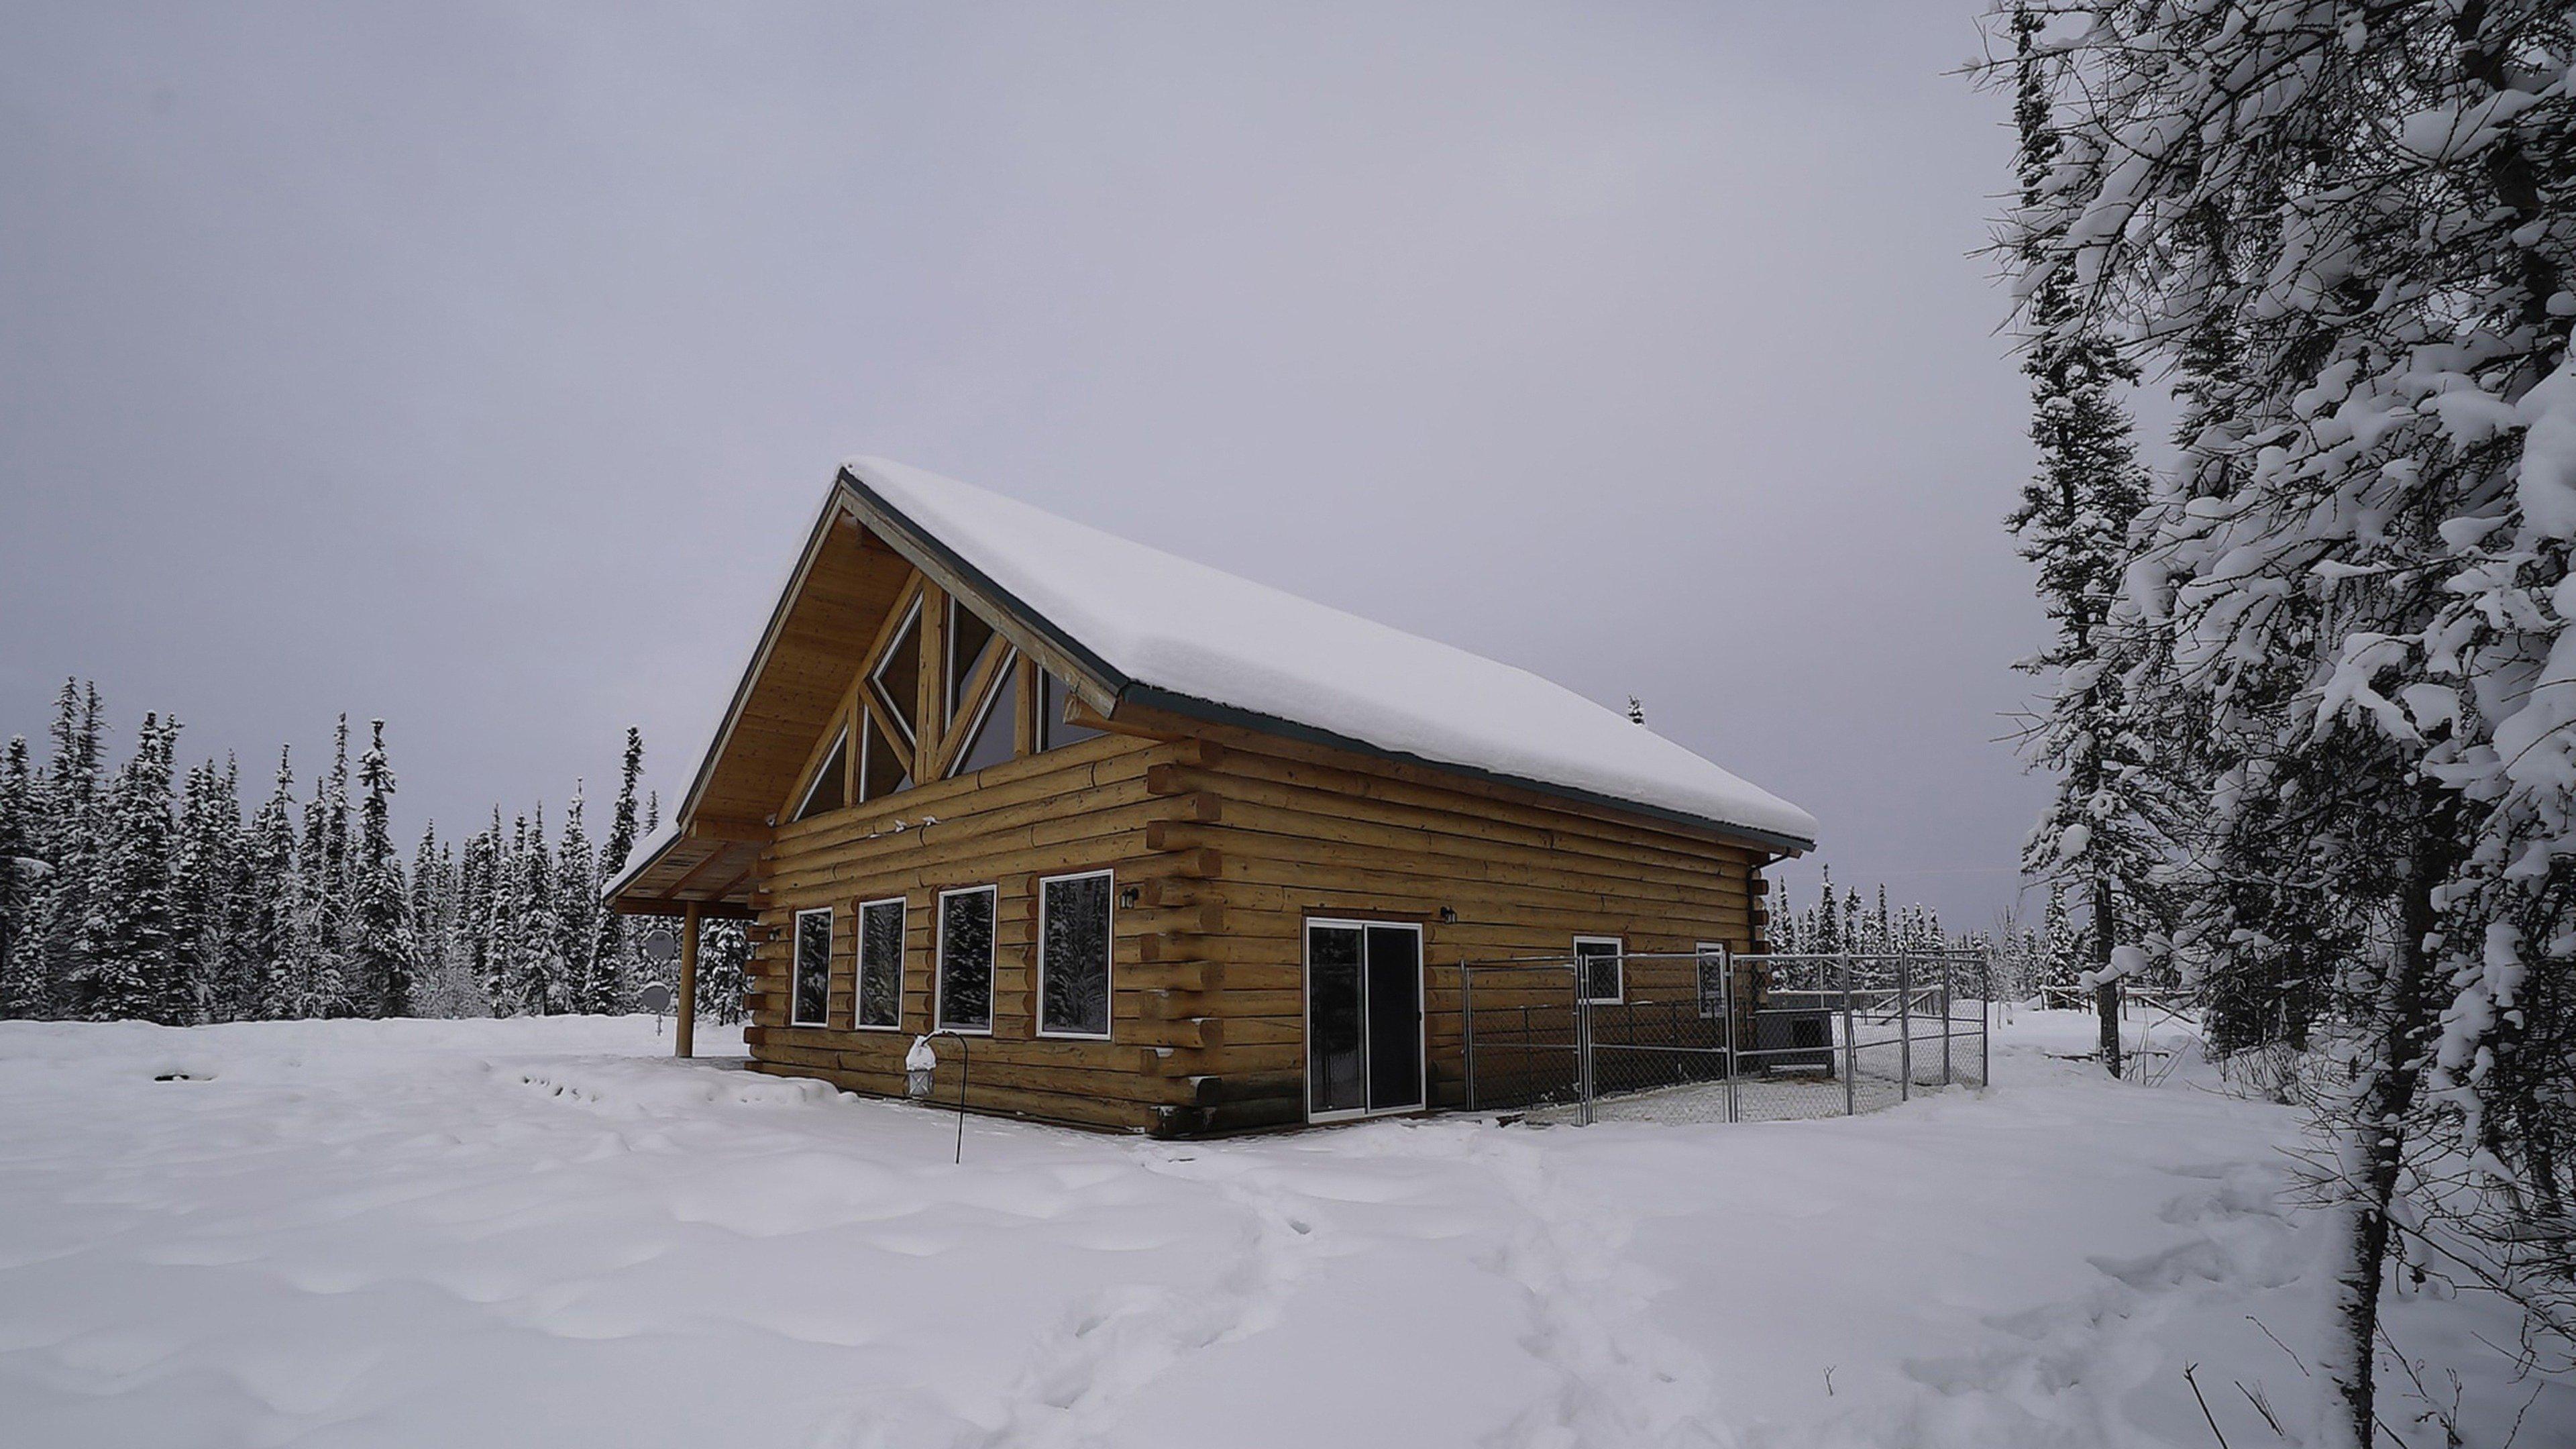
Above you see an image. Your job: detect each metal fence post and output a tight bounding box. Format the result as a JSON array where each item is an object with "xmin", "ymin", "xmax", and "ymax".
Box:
[
  {"xmin": 1841, "ymin": 955, "xmax": 1858, "ymax": 1117},
  {"xmin": 1941, "ymin": 953, "xmax": 1954, "ymax": 1087},
  {"xmin": 1721, "ymin": 951, "xmax": 1739, "ymax": 1125},
  {"xmin": 1461, "ymin": 965, "xmax": 1479, "ymax": 1112},
  {"xmin": 1897, "ymin": 953, "xmax": 1913, "ymax": 1103},
  {"xmin": 1575, "ymin": 967, "xmax": 1595, "ymax": 1126},
  {"xmin": 1981, "ymin": 950, "xmax": 1992, "ymax": 1089}
]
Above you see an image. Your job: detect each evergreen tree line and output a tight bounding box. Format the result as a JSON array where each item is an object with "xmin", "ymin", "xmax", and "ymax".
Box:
[
  {"xmin": 0, "ymin": 680, "xmax": 748, "ymax": 1026},
  {"xmin": 1989, "ymin": 3, "xmax": 2575, "ymax": 1433},
  {"xmin": 1764, "ymin": 867, "xmax": 1955, "ymax": 958},
  {"xmin": 1766, "ymin": 867, "xmax": 2105, "ymax": 1003}
]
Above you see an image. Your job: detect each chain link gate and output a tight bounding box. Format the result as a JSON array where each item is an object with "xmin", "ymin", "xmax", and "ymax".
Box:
[{"xmin": 1456, "ymin": 949, "xmax": 1992, "ymax": 1125}]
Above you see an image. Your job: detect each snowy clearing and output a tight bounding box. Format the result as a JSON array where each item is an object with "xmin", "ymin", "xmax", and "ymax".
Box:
[{"xmin": 0, "ymin": 1011, "xmax": 2559, "ymax": 1448}]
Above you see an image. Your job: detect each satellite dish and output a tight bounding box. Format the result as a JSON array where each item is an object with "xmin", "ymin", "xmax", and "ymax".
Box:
[
  {"xmin": 638, "ymin": 981, "xmax": 674, "ymax": 1014},
  {"xmin": 641, "ymin": 928, "xmax": 680, "ymax": 967}
]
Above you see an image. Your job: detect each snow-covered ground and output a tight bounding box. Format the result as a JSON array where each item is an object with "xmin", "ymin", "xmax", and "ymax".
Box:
[{"xmin": 0, "ymin": 1011, "xmax": 2559, "ymax": 1448}]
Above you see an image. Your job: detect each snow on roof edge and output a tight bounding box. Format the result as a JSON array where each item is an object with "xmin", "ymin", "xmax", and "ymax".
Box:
[
  {"xmin": 601, "ymin": 822, "xmax": 681, "ymax": 903},
  {"xmin": 840, "ymin": 457, "xmax": 1819, "ymax": 849}
]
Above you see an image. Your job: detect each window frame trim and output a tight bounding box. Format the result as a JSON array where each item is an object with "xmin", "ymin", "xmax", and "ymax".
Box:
[
  {"xmin": 790, "ymin": 724, "xmax": 849, "ymax": 822},
  {"xmin": 1573, "ymin": 933, "xmax": 1625, "ymax": 1006},
  {"xmin": 931, "ymin": 883, "xmax": 999, "ymax": 1036},
  {"xmin": 1695, "ymin": 939, "xmax": 1731, "ymax": 1022},
  {"xmin": 945, "ymin": 594, "xmax": 999, "ymax": 725},
  {"xmin": 1034, "ymin": 867, "xmax": 1116, "ymax": 1041},
  {"xmin": 867, "ymin": 594, "xmax": 924, "ymax": 748},
  {"xmin": 789, "ymin": 905, "xmax": 834, "ymax": 1028},
  {"xmin": 853, "ymin": 894, "xmax": 908, "ymax": 1032},
  {"xmin": 945, "ymin": 647, "xmax": 1021, "ymax": 780},
  {"xmin": 856, "ymin": 703, "xmax": 912, "ymax": 804}
]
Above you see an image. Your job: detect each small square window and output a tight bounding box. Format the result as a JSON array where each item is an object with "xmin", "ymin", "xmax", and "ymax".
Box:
[{"xmin": 1574, "ymin": 936, "xmax": 1623, "ymax": 1005}]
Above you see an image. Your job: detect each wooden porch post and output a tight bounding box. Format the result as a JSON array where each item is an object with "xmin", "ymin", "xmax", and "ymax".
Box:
[{"xmin": 677, "ymin": 902, "xmax": 700, "ymax": 1060}]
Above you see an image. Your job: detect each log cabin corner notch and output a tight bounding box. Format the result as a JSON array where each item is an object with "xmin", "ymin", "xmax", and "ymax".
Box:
[{"xmin": 608, "ymin": 457, "xmax": 1819, "ymax": 1137}]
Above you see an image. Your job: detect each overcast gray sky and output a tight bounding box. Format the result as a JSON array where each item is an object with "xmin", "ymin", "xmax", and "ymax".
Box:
[{"xmin": 2, "ymin": 1, "xmax": 2066, "ymax": 929}]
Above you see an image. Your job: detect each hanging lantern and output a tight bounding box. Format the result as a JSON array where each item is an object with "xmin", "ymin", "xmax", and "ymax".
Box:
[{"xmin": 906, "ymin": 1035, "xmax": 938, "ymax": 1099}]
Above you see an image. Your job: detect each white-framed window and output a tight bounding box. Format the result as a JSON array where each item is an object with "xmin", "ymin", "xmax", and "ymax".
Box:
[
  {"xmin": 790, "ymin": 906, "xmax": 833, "ymax": 1026},
  {"xmin": 869, "ymin": 595, "xmax": 923, "ymax": 747},
  {"xmin": 792, "ymin": 728, "xmax": 847, "ymax": 822},
  {"xmin": 934, "ymin": 884, "xmax": 998, "ymax": 1034},
  {"xmin": 859, "ymin": 707, "xmax": 911, "ymax": 802},
  {"xmin": 1037, "ymin": 869, "xmax": 1114, "ymax": 1039},
  {"xmin": 948, "ymin": 649, "xmax": 1020, "ymax": 778},
  {"xmin": 1574, "ymin": 934, "xmax": 1623, "ymax": 1005},
  {"xmin": 855, "ymin": 896, "xmax": 906, "ymax": 1030},
  {"xmin": 1695, "ymin": 941, "xmax": 1731, "ymax": 1020},
  {"xmin": 946, "ymin": 596, "xmax": 998, "ymax": 723}
]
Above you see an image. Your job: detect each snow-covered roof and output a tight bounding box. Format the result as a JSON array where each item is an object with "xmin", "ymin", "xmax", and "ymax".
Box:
[
  {"xmin": 600, "ymin": 821, "xmax": 678, "ymax": 904},
  {"xmin": 841, "ymin": 458, "xmax": 1816, "ymax": 849}
]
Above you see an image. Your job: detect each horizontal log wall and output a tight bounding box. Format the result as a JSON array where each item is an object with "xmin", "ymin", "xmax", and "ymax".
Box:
[
  {"xmin": 739, "ymin": 716, "xmax": 1774, "ymax": 1137},
  {"xmin": 1157, "ymin": 728, "xmax": 1763, "ymax": 1120},
  {"xmin": 743, "ymin": 730, "xmax": 1196, "ymax": 1134}
]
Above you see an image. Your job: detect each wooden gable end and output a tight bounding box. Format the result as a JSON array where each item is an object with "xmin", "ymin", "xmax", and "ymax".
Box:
[
  {"xmin": 686, "ymin": 502, "xmax": 914, "ymax": 832},
  {"xmin": 660, "ymin": 480, "xmax": 1129, "ymax": 848}
]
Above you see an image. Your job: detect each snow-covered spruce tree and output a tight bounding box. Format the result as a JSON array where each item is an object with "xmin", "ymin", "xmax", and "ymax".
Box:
[
  {"xmin": 2036, "ymin": 883, "xmax": 2084, "ymax": 1000},
  {"xmin": 501, "ymin": 810, "xmax": 562, "ymax": 1015},
  {"xmin": 74, "ymin": 714, "xmax": 179, "ymax": 1022},
  {"xmin": 696, "ymin": 919, "xmax": 748, "ymax": 1025},
  {"xmin": 297, "ymin": 716, "xmax": 354, "ymax": 1016},
  {"xmin": 0, "ymin": 737, "xmax": 41, "ymax": 1018},
  {"xmin": 1807, "ymin": 866, "xmax": 1840, "ymax": 953},
  {"xmin": 1767, "ymin": 877, "xmax": 1798, "ymax": 954},
  {"xmin": 30, "ymin": 680, "xmax": 104, "ymax": 1020},
  {"xmin": 2005, "ymin": 3, "xmax": 2157, "ymax": 1079},
  {"xmin": 554, "ymin": 785, "xmax": 604, "ymax": 1014},
  {"xmin": 590, "ymin": 727, "xmax": 645, "ymax": 1012},
  {"xmin": 350, "ymin": 721, "xmax": 415, "ymax": 1018},
  {"xmin": 239, "ymin": 749, "xmax": 301, "ymax": 1018},
  {"xmin": 465, "ymin": 814, "xmax": 505, "ymax": 1010},
  {"xmin": 166, "ymin": 756, "xmax": 242, "ymax": 1025},
  {"xmin": 408, "ymin": 824, "xmax": 474, "ymax": 1018},
  {"xmin": 1993, "ymin": 1, "xmax": 2576, "ymax": 1434},
  {"xmin": 474, "ymin": 814, "xmax": 507, "ymax": 1005},
  {"xmin": 206, "ymin": 757, "xmax": 256, "ymax": 1020}
]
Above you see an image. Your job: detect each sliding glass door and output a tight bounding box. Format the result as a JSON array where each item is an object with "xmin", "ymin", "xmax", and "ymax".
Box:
[{"xmin": 1305, "ymin": 920, "xmax": 1424, "ymax": 1122}]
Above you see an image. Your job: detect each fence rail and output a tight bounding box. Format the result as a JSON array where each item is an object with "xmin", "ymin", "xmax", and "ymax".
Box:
[{"xmin": 1456, "ymin": 950, "xmax": 1992, "ymax": 1126}]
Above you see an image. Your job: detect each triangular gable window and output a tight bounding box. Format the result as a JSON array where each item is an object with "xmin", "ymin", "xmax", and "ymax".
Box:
[
  {"xmin": 860, "ymin": 709, "xmax": 912, "ymax": 802},
  {"xmin": 794, "ymin": 729, "xmax": 848, "ymax": 821},
  {"xmin": 947, "ymin": 597, "xmax": 997, "ymax": 723},
  {"xmin": 869, "ymin": 598, "xmax": 922, "ymax": 745},
  {"xmin": 950, "ymin": 651, "xmax": 1021, "ymax": 777}
]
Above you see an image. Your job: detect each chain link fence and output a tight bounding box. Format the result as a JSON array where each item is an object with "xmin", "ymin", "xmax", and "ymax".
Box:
[{"xmin": 1455, "ymin": 950, "xmax": 1991, "ymax": 1126}]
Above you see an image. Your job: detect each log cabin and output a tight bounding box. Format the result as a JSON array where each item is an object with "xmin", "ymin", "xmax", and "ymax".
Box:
[{"xmin": 606, "ymin": 459, "xmax": 1818, "ymax": 1136}]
